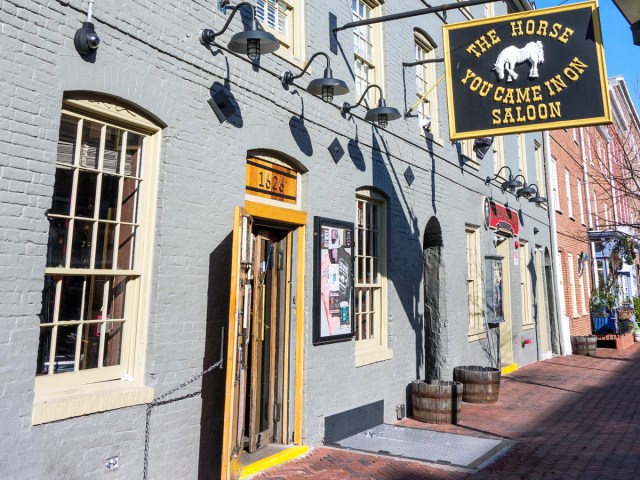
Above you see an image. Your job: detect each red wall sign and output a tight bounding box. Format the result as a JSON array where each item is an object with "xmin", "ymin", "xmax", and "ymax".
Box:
[{"xmin": 483, "ymin": 197, "xmax": 519, "ymax": 236}]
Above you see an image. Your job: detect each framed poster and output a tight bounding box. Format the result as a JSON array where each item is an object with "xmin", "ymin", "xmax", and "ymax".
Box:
[{"xmin": 313, "ymin": 217, "xmax": 354, "ymax": 345}]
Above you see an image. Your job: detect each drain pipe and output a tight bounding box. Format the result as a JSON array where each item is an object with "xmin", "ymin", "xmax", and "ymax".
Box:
[{"xmin": 543, "ymin": 130, "xmax": 571, "ymax": 355}]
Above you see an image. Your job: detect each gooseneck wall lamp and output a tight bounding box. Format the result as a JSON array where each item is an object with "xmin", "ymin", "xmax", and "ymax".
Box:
[
  {"xmin": 526, "ymin": 184, "xmax": 547, "ymax": 207},
  {"xmin": 199, "ymin": 2, "xmax": 280, "ymax": 60},
  {"xmin": 485, "ymin": 166, "xmax": 522, "ymax": 193},
  {"xmin": 515, "ymin": 177, "xmax": 537, "ymax": 199},
  {"xmin": 280, "ymin": 52, "xmax": 349, "ymax": 103},
  {"xmin": 341, "ymin": 84, "xmax": 401, "ymax": 128}
]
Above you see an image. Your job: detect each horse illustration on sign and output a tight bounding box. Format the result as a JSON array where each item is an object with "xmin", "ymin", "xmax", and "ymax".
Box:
[{"xmin": 492, "ymin": 41, "xmax": 545, "ymax": 83}]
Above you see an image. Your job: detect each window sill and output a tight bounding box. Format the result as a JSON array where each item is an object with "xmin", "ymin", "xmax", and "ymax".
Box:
[
  {"xmin": 468, "ymin": 330, "xmax": 487, "ymax": 342},
  {"xmin": 32, "ymin": 380, "xmax": 154, "ymax": 425},
  {"xmin": 523, "ymin": 323, "xmax": 536, "ymax": 331},
  {"xmin": 355, "ymin": 345, "xmax": 393, "ymax": 367}
]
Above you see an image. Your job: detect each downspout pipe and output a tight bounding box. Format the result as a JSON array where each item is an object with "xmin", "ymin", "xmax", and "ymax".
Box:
[{"xmin": 543, "ymin": 130, "xmax": 571, "ymax": 355}]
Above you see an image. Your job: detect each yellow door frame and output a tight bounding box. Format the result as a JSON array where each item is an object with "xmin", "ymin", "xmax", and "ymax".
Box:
[{"xmin": 245, "ymin": 201, "xmax": 306, "ymax": 446}]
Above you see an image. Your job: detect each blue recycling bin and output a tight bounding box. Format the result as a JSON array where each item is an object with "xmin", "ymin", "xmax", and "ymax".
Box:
[{"xmin": 592, "ymin": 315, "xmax": 615, "ymax": 334}]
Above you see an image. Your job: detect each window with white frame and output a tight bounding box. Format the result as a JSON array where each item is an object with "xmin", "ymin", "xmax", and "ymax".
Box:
[
  {"xmin": 593, "ymin": 190, "xmax": 599, "ymax": 228},
  {"xmin": 415, "ymin": 31, "xmax": 439, "ymax": 140},
  {"xmin": 564, "ymin": 168, "xmax": 573, "ymax": 217},
  {"xmin": 577, "ymin": 179, "xmax": 585, "ymax": 224},
  {"xmin": 353, "ymin": 0, "xmax": 382, "ymax": 103},
  {"xmin": 484, "ymin": 1, "xmax": 495, "ymax": 17},
  {"xmin": 493, "ymin": 136, "xmax": 505, "ymax": 175},
  {"xmin": 549, "ymin": 156, "xmax": 560, "ymax": 211},
  {"xmin": 355, "ymin": 189, "xmax": 390, "ymax": 364},
  {"xmin": 604, "ymin": 202, "xmax": 610, "ymax": 228},
  {"xmin": 520, "ymin": 241, "xmax": 534, "ymax": 328},
  {"xmin": 534, "ymin": 141, "xmax": 546, "ymax": 201},
  {"xmin": 517, "ymin": 134, "xmax": 527, "ymax": 178},
  {"xmin": 578, "ymin": 260, "xmax": 587, "ymax": 315},
  {"xmin": 567, "ymin": 253, "xmax": 578, "ymax": 317},
  {"xmin": 255, "ymin": 0, "xmax": 304, "ymax": 62},
  {"xmin": 37, "ymin": 98, "xmax": 160, "ymax": 395},
  {"xmin": 466, "ymin": 226, "xmax": 484, "ymax": 339}
]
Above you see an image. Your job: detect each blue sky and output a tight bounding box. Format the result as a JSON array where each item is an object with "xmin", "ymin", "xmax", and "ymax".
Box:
[{"xmin": 534, "ymin": 0, "xmax": 640, "ymax": 112}]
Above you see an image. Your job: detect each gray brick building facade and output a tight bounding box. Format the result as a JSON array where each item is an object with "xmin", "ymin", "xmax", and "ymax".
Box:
[{"xmin": 1, "ymin": 1, "xmax": 557, "ymax": 478}]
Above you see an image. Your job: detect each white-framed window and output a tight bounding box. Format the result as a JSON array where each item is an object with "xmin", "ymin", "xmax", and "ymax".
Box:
[
  {"xmin": 556, "ymin": 251, "xmax": 565, "ymax": 301},
  {"xmin": 520, "ymin": 241, "xmax": 534, "ymax": 329},
  {"xmin": 564, "ymin": 168, "xmax": 573, "ymax": 217},
  {"xmin": 573, "ymin": 128, "xmax": 578, "ymax": 143},
  {"xmin": 517, "ymin": 134, "xmax": 528, "ymax": 178},
  {"xmin": 460, "ymin": 139, "xmax": 477, "ymax": 168},
  {"xmin": 35, "ymin": 97, "xmax": 160, "ymax": 423},
  {"xmin": 353, "ymin": 0, "xmax": 383, "ymax": 104},
  {"xmin": 567, "ymin": 253, "xmax": 578, "ymax": 317},
  {"xmin": 493, "ymin": 136, "xmax": 505, "ymax": 175},
  {"xmin": 466, "ymin": 225, "xmax": 485, "ymax": 339},
  {"xmin": 578, "ymin": 260, "xmax": 587, "ymax": 315},
  {"xmin": 484, "ymin": 1, "xmax": 495, "ymax": 18},
  {"xmin": 577, "ymin": 179, "xmax": 586, "ymax": 225},
  {"xmin": 534, "ymin": 141, "xmax": 546, "ymax": 203},
  {"xmin": 593, "ymin": 190, "xmax": 599, "ymax": 228},
  {"xmin": 604, "ymin": 202, "xmax": 610, "ymax": 228},
  {"xmin": 255, "ymin": 0, "xmax": 304, "ymax": 63},
  {"xmin": 549, "ymin": 156, "xmax": 560, "ymax": 211},
  {"xmin": 355, "ymin": 188, "xmax": 391, "ymax": 365},
  {"xmin": 415, "ymin": 30, "xmax": 440, "ymax": 141}
]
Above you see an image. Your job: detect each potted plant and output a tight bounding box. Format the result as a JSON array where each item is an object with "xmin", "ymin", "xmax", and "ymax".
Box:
[{"xmin": 590, "ymin": 280, "xmax": 617, "ymax": 334}]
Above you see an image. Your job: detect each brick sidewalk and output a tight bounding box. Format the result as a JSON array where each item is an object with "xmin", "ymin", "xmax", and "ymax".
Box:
[{"xmin": 253, "ymin": 343, "xmax": 640, "ymax": 480}]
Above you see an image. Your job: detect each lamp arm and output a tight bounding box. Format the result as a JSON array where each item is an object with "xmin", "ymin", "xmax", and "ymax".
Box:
[
  {"xmin": 283, "ymin": 52, "xmax": 330, "ymax": 83},
  {"xmin": 200, "ymin": 2, "xmax": 255, "ymax": 45},
  {"xmin": 342, "ymin": 84, "xmax": 383, "ymax": 114}
]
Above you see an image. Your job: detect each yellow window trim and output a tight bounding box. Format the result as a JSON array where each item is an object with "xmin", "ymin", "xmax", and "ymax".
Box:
[
  {"xmin": 33, "ymin": 96, "xmax": 161, "ymax": 423},
  {"xmin": 32, "ymin": 381, "xmax": 154, "ymax": 425}
]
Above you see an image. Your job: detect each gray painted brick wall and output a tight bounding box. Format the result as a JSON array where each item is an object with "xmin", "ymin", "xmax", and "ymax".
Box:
[{"xmin": 1, "ymin": 0, "xmax": 553, "ymax": 478}]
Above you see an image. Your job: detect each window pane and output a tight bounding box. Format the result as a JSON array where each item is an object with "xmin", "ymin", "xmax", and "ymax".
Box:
[
  {"xmin": 51, "ymin": 167, "xmax": 73, "ymax": 215},
  {"xmin": 70, "ymin": 220, "xmax": 93, "ymax": 268},
  {"xmin": 75, "ymin": 170, "xmax": 98, "ymax": 218},
  {"xmin": 36, "ymin": 327, "xmax": 53, "ymax": 375},
  {"xmin": 117, "ymin": 225, "xmax": 136, "ymax": 270},
  {"xmin": 58, "ymin": 276, "xmax": 85, "ymax": 321},
  {"xmin": 95, "ymin": 222, "xmax": 115, "ymax": 269},
  {"xmin": 46, "ymin": 217, "xmax": 68, "ymax": 268},
  {"xmin": 80, "ymin": 323, "xmax": 100, "ymax": 370},
  {"xmin": 40, "ymin": 275, "xmax": 57, "ymax": 324},
  {"xmin": 84, "ymin": 276, "xmax": 106, "ymax": 320},
  {"xmin": 108, "ymin": 276, "xmax": 128, "ymax": 319},
  {"xmin": 121, "ymin": 178, "xmax": 139, "ymax": 224},
  {"xmin": 103, "ymin": 126, "xmax": 122, "ymax": 173},
  {"xmin": 126, "ymin": 133, "xmax": 143, "ymax": 177},
  {"xmin": 55, "ymin": 325, "xmax": 78, "ymax": 373},
  {"xmin": 104, "ymin": 321, "xmax": 123, "ymax": 367},
  {"xmin": 99, "ymin": 174, "xmax": 119, "ymax": 220},
  {"xmin": 80, "ymin": 120, "xmax": 102, "ymax": 169},
  {"xmin": 57, "ymin": 115, "xmax": 79, "ymax": 165}
]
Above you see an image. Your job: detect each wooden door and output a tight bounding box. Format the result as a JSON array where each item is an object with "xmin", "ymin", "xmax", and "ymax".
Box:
[
  {"xmin": 221, "ymin": 207, "xmax": 254, "ymax": 480},
  {"xmin": 498, "ymin": 239, "xmax": 514, "ymax": 366}
]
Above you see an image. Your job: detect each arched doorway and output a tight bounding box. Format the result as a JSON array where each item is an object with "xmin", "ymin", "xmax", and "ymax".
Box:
[{"xmin": 423, "ymin": 217, "xmax": 447, "ymax": 381}]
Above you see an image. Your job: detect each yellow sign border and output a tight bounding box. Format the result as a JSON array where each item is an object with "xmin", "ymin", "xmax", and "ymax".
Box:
[{"xmin": 442, "ymin": 0, "xmax": 611, "ymax": 141}]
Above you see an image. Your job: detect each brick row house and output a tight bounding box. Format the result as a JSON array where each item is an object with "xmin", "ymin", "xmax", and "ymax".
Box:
[{"xmin": 549, "ymin": 76, "xmax": 640, "ymax": 341}]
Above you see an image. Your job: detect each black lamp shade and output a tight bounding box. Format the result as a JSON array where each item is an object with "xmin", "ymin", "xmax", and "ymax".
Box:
[
  {"xmin": 228, "ymin": 29, "xmax": 280, "ymax": 59},
  {"xmin": 529, "ymin": 195, "xmax": 547, "ymax": 206},
  {"xmin": 516, "ymin": 184, "xmax": 536, "ymax": 198},
  {"xmin": 307, "ymin": 68, "xmax": 349, "ymax": 103},
  {"xmin": 501, "ymin": 176, "xmax": 522, "ymax": 191},
  {"xmin": 365, "ymin": 102, "xmax": 401, "ymax": 127}
]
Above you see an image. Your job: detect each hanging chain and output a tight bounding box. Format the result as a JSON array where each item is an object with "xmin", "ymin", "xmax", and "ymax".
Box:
[{"xmin": 143, "ymin": 356, "xmax": 224, "ymax": 480}]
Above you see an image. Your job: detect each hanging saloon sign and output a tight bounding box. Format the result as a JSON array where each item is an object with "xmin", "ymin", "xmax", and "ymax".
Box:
[{"xmin": 443, "ymin": 0, "xmax": 611, "ymax": 141}]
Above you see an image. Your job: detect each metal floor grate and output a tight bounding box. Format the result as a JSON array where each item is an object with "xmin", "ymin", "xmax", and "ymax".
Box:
[{"xmin": 330, "ymin": 424, "xmax": 512, "ymax": 470}]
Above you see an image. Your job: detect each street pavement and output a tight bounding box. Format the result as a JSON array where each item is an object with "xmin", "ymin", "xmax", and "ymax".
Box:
[{"xmin": 252, "ymin": 342, "xmax": 640, "ymax": 479}]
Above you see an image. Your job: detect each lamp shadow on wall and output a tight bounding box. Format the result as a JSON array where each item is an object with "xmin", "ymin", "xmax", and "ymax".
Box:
[
  {"xmin": 372, "ymin": 133, "xmax": 425, "ymax": 385},
  {"xmin": 348, "ymin": 123, "xmax": 366, "ymax": 172},
  {"xmin": 287, "ymin": 92, "xmax": 313, "ymax": 156},
  {"xmin": 206, "ymin": 54, "xmax": 243, "ymax": 127}
]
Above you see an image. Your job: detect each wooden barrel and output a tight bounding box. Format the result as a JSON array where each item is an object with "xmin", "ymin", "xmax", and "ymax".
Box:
[
  {"xmin": 411, "ymin": 380, "xmax": 463, "ymax": 424},
  {"xmin": 571, "ymin": 335, "xmax": 597, "ymax": 356},
  {"xmin": 453, "ymin": 366, "xmax": 501, "ymax": 404}
]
